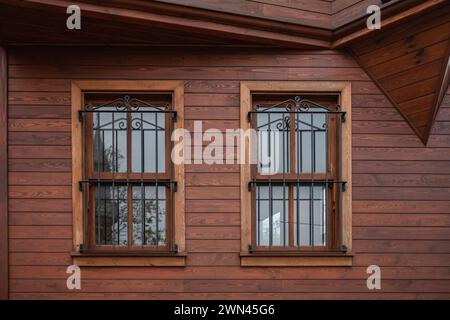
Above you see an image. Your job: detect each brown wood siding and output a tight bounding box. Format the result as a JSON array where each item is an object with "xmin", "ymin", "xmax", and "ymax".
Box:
[
  {"xmin": 152, "ymin": 0, "xmax": 332, "ymax": 29},
  {"xmin": 350, "ymin": 7, "xmax": 450, "ymax": 142},
  {"xmin": 0, "ymin": 46, "xmax": 8, "ymax": 300},
  {"xmin": 6, "ymin": 47, "xmax": 450, "ymax": 299}
]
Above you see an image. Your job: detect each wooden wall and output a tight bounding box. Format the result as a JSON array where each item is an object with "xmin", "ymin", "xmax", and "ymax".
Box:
[
  {"xmin": 6, "ymin": 46, "xmax": 450, "ymax": 299},
  {"xmin": 153, "ymin": 0, "xmax": 333, "ymax": 29}
]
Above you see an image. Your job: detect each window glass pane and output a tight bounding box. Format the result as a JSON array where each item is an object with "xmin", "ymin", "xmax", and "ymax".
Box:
[
  {"xmin": 132, "ymin": 185, "xmax": 166, "ymax": 246},
  {"xmin": 256, "ymin": 185, "xmax": 289, "ymax": 246},
  {"xmin": 93, "ymin": 107, "xmax": 127, "ymax": 173},
  {"xmin": 293, "ymin": 184, "xmax": 327, "ymax": 247},
  {"xmin": 94, "ymin": 185, "xmax": 128, "ymax": 246},
  {"xmin": 132, "ymin": 110, "xmax": 165, "ymax": 173},
  {"xmin": 257, "ymin": 109, "xmax": 289, "ymax": 175},
  {"xmin": 295, "ymin": 108, "xmax": 327, "ymax": 173}
]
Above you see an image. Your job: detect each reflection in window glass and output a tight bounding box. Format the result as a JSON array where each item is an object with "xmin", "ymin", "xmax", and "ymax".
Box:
[
  {"xmin": 293, "ymin": 184, "xmax": 327, "ymax": 247},
  {"xmin": 132, "ymin": 186, "xmax": 166, "ymax": 246},
  {"xmin": 95, "ymin": 185, "xmax": 128, "ymax": 246},
  {"xmin": 132, "ymin": 110, "xmax": 165, "ymax": 173},
  {"xmin": 93, "ymin": 107, "xmax": 127, "ymax": 173},
  {"xmin": 295, "ymin": 109, "xmax": 327, "ymax": 173},
  {"xmin": 256, "ymin": 185, "xmax": 289, "ymax": 246},
  {"xmin": 257, "ymin": 109, "xmax": 290, "ymax": 174}
]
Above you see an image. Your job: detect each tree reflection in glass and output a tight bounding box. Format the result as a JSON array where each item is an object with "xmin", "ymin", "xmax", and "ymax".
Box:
[{"xmin": 132, "ymin": 186, "xmax": 166, "ymax": 246}]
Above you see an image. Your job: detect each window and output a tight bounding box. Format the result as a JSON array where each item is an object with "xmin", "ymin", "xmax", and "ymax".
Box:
[
  {"xmin": 251, "ymin": 94, "xmax": 341, "ymax": 250},
  {"xmin": 81, "ymin": 93, "xmax": 174, "ymax": 251},
  {"xmin": 240, "ymin": 82, "xmax": 352, "ymax": 267},
  {"xmin": 71, "ymin": 81, "xmax": 185, "ymax": 266}
]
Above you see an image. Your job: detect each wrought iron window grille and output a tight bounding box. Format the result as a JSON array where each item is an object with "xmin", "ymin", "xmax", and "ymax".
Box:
[
  {"xmin": 249, "ymin": 95, "xmax": 347, "ymax": 251},
  {"xmin": 78, "ymin": 94, "xmax": 177, "ymax": 252}
]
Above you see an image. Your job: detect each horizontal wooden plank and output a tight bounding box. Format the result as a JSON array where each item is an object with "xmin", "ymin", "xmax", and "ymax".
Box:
[
  {"xmin": 352, "ymin": 107, "xmax": 403, "ymax": 121},
  {"xmin": 353, "ymin": 201, "xmax": 450, "ymax": 214},
  {"xmin": 353, "ymin": 240, "xmax": 450, "ymax": 253},
  {"xmin": 8, "ymin": 66, "xmax": 369, "ymax": 81},
  {"xmin": 353, "ymin": 214, "xmax": 450, "ymax": 227},
  {"xmin": 9, "ymin": 199, "xmax": 71, "ymax": 212},
  {"xmin": 353, "ymin": 174, "xmax": 450, "ymax": 187},
  {"xmin": 8, "ymin": 105, "xmax": 70, "ymax": 119},
  {"xmin": 186, "ymin": 200, "xmax": 240, "ymax": 213},
  {"xmin": 9, "ymin": 292, "xmax": 450, "ymax": 300},
  {"xmin": 8, "ymin": 49, "xmax": 359, "ymax": 67},
  {"xmin": 9, "ymin": 253, "xmax": 71, "ymax": 266},
  {"xmin": 187, "ymin": 253, "xmax": 240, "ymax": 266},
  {"xmin": 8, "ymin": 172, "xmax": 71, "ymax": 186},
  {"xmin": 186, "ymin": 186, "xmax": 239, "ymax": 200},
  {"xmin": 8, "ymin": 186, "xmax": 71, "ymax": 199},
  {"xmin": 186, "ymin": 173, "xmax": 239, "ymax": 186},
  {"xmin": 353, "ymin": 147, "xmax": 450, "ymax": 161},
  {"xmin": 354, "ymin": 227, "xmax": 450, "ymax": 240},
  {"xmin": 353, "ymin": 161, "xmax": 450, "ymax": 174},
  {"xmin": 8, "ymin": 132, "xmax": 71, "ymax": 145},
  {"xmin": 352, "ymin": 134, "xmax": 450, "ymax": 148},
  {"xmin": 436, "ymin": 108, "xmax": 450, "ymax": 121},
  {"xmin": 353, "ymin": 254, "xmax": 450, "ymax": 267},
  {"xmin": 353, "ymin": 187, "xmax": 450, "ymax": 201},
  {"xmin": 8, "ymin": 92, "xmax": 70, "ymax": 105},
  {"xmin": 352, "ymin": 121, "xmax": 413, "ymax": 134},
  {"xmin": 185, "ymin": 119, "xmax": 239, "ymax": 132},
  {"xmin": 352, "ymin": 94, "xmax": 392, "ymax": 107},
  {"xmin": 9, "ymin": 265, "xmax": 450, "ymax": 280},
  {"xmin": 185, "ymin": 94, "xmax": 239, "ymax": 107},
  {"xmin": 186, "ymin": 226, "xmax": 240, "ymax": 240},
  {"xmin": 8, "ymin": 159, "xmax": 71, "ymax": 172},
  {"xmin": 8, "ymin": 119, "xmax": 71, "ymax": 132},
  {"xmin": 185, "ymin": 164, "xmax": 239, "ymax": 173},
  {"xmin": 185, "ymin": 107, "xmax": 239, "ymax": 120},
  {"xmin": 9, "ymin": 212, "xmax": 72, "ymax": 226},
  {"xmin": 8, "ymin": 146, "xmax": 71, "ymax": 159},
  {"xmin": 9, "ymin": 226, "xmax": 72, "ymax": 239},
  {"xmin": 186, "ymin": 240, "xmax": 240, "ymax": 252},
  {"xmin": 186, "ymin": 213, "xmax": 240, "ymax": 226},
  {"xmin": 9, "ymin": 278, "xmax": 450, "ymax": 293},
  {"xmin": 9, "ymin": 239, "xmax": 72, "ymax": 252},
  {"xmin": 8, "ymin": 79, "xmax": 71, "ymax": 92},
  {"xmin": 432, "ymin": 122, "xmax": 450, "ymax": 135},
  {"xmin": 185, "ymin": 80, "xmax": 239, "ymax": 94}
]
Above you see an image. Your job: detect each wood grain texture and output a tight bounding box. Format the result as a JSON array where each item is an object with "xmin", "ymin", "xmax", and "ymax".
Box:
[
  {"xmin": 350, "ymin": 7, "xmax": 450, "ymax": 144},
  {"xmin": 0, "ymin": 46, "xmax": 8, "ymax": 300},
  {"xmin": 5, "ymin": 46, "xmax": 450, "ymax": 299}
]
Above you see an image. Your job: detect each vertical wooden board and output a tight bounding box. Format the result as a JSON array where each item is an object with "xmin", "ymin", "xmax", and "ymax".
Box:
[
  {"xmin": 71, "ymin": 82, "xmax": 82, "ymax": 252},
  {"xmin": 0, "ymin": 47, "xmax": 8, "ymax": 300}
]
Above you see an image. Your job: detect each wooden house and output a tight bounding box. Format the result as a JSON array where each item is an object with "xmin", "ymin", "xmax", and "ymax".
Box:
[{"xmin": 0, "ymin": 0, "xmax": 449, "ymax": 299}]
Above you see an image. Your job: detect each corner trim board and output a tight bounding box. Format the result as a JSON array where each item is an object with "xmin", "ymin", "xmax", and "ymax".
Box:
[{"xmin": 0, "ymin": 46, "xmax": 8, "ymax": 300}]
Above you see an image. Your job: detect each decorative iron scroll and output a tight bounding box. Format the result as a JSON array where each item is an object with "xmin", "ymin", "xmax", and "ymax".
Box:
[
  {"xmin": 84, "ymin": 95, "xmax": 169, "ymax": 112},
  {"xmin": 248, "ymin": 95, "xmax": 345, "ymax": 123},
  {"xmin": 79, "ymin": 95, "xmax": 176, "ymax": 122}
]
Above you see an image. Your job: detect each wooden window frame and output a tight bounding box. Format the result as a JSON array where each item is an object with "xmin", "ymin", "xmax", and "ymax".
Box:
[
  {"xmin": 240, "ymin": 81, "xmax": 352, "ymax": 267},
  {"xmin": 71, "ymin": 80, "xmax": 185, "ymax": 267}
]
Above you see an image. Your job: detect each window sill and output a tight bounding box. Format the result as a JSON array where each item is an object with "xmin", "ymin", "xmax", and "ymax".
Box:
[
  {"xmin": 240, "ymin": 252, "xmax": 353, "ymax": 267},
  {"xmin": 71, "ymin": 252, "xmax": 186, "ymax": 267}
]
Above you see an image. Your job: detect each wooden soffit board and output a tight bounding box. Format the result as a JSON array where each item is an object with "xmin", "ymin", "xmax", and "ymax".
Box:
[{"xmin": 349, "ymin": 6, "xmax": 450, "ymax": 144}]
